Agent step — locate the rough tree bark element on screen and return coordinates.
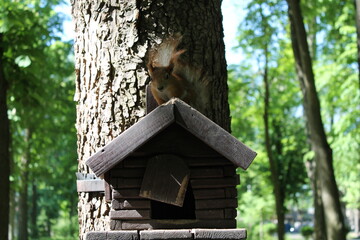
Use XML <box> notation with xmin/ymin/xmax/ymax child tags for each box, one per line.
<box><xmin>286</xmin><ymin>0</ymin><xmax>347</xmax><ymax>239</ymax></box>
<box><xmin>0</xmin><ymin>33</ymin><xmax>10</xmax><ymax>240</ymax></box>
<box><xmin>71</xmin><ymin>0</ymin><xmax>230</xmax><ymax>238</ymax></box>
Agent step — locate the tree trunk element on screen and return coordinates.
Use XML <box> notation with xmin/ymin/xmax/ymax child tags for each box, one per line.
<box><xmin>263</xmin><ymin>46</ymin><xmax>285</xmax><ymax>240</ymax></box>
<box><xmin>71</xmin><ymin>0</ymin><xmax>229</xmax><ymax>238</ymax></box>
<box><xmin>286</xmin><ymin>0</ymin><xmax>347</xmax><ymax>239</ymax></box>
<box><xmin>0</xmin><ymin>33</ymin><xmax>10</xmax><ymax>240</ymax></box>
<box><xmin>30</xmin><ymin>183</ymin><xmax>38</xmax><ymax>238</ymax></box>
<box><xmin>18</xmin><ymin>128</ymin><xmax>31</xmax><ymax>240</ymax></box>
<box><xmin>300</xmin><ymin>3</ymin><xmax>327</xmax><ymax>238</ymax></box>
<box><xmin>305</xmin><ymin>159</ymin><xmax>327</xmax><ymax>239</ymax></box>
<box><xmin>9</xmin><ymin>184</ymin><xmax>16</xmax><ymax>240</ymax></box>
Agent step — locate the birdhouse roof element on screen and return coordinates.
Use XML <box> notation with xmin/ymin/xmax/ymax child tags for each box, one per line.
<box><xmin>86</xmin><ymin>98</ymin><xmax>257</xmax><ymax>177</ymax></box>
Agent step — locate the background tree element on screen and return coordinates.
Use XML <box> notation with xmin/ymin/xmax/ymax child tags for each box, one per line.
<box><xmin>71</xmin><ymin>0</ymin><xmax>229</xmax><ymax>238</ymax></box>
<box><xmin>231</xmin><ymin>1</ymin><xmax>308</xmax><ymax>239</ymax></box>
<box><xmin>286</xmin><ymin>0</ymin><xmax>347</xmax><ymax>239</ymax></box>
<box><xmin>0</xmin><ymin>31</ymin><xmax>10</xmax><ymax>240</ymax></box>
<box><xmin>0</xmin><ymin>1</ymin><xmax>77</xmax><ymax>239</ymax></box>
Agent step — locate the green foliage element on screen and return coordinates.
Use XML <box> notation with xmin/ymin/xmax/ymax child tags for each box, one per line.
<box><xmin>1</xmin><ymin>0</ymin><xmax>77</xmax><ymax>238</ymax></box>
<box><xmin>300</xmin><ymin>226</ymin><xmax>314</xmax><ymax>240</ymax></box>
<box><xmin>230</xmin><ymin>2</ymin><xmax>309</xmax><ymax>238</ymax></box>
<box><xmin>230</xmin><ymin>0</ymin><xmax>359</xmax><ymax>237</ymax></box>
<box><xmin>311</xmin><ymin>0</ymin><xmax>360</xmax><ymax>209</ymax></box>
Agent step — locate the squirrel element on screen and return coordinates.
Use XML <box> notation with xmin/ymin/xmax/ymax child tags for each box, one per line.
<box><xmin>146</xmin><ymin>34</ymin><xmax>209</xmax><ymax>114</ymax></box>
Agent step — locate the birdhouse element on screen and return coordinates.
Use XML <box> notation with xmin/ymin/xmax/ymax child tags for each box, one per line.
<box><xmin>82</xmin><ymin>98</ymin><xmax>256</xmax><ymax>240</ymax></box>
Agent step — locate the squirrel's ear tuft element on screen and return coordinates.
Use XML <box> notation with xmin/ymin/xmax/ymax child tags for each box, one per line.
<box><xmin>147</xmin><ymin>62</ymin><xmax>154</xmax><ymax>73</ymax></box>
<box><xmin>172</xmin><ymin>49</ymin><xmax>186</xmax><ymax>62</ymax></box>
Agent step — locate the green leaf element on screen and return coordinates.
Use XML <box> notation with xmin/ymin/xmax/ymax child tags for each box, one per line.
<box><xmin>0</xmin><ymin>19</ymin><xmax>10</xmax><ymax>33</ymax></box>
<box><xmin>15</xmin><ymin>55</ymin><xmax>31</xmax><ymax>68</ymax></box>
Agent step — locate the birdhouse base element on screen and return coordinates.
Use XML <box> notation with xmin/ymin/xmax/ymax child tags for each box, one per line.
<box><xmin>85</xmin><ymin>229</ymin><xmax>247</xmax><ymax>239</ymax></box>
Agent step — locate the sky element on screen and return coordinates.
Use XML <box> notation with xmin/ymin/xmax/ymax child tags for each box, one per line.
<box><xmin>58</xmin><ymin>0</ymin><xmax>244</xmax><ymax>65</ymax></box>
<box><xmin>221</xmin><ymin>0</ymin><xmax>245</xmax><ymax>65</ymax></box>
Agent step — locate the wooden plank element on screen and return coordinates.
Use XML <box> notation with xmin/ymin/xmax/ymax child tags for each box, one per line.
<box><xmin>195</xmin><ymin>199</ymin><xmax>238</xmax><ymax>209</ymax></box>
<box><xmin>118</xmin><ymin>219</ymin><xmax>236</xmax><ymax>230</ymax></box>
<box><xmin>140</xmin><ymin>155</ymin><xmax>190</xmax><ymax>207</ymax></box>
<box><xmin>135</xmin><ymin>124</ymin><xmax>221</xmax><ymax>158</ymax></box>
<box><xmin>223</xmin><ymin>166</ymin><xmax>236</xmax><ymax>176</ymax></box>
<box><xmin>110</xmin><ymin>210</ymin><xmax>150</xmax><ymax>220</ymax></box>
<box><xmin>192</xmin><ymin>189</ymin><xmax>225</xmax><ymax>199</ymax></box>
<box><xmin>111</xmin><ymin>178</ymin><xmax>142</xmax><ymax>189</ymax></box>
<box><xmin>85</xmin><ymin>104</ymin><xmax>175</xmax><ymax>176</ymax></box>
<box><xmin>195</xmin><ymin>209</ymin><xmax>224</xmax><ymax>219</ymax></box>
<box><xmin>86</xmin><ymin>231</ymin><xmax>140</xmax><ymax>240</ymax></box>
<box><xmin>193</xmin><ymin>229</ymin><xmax>246</xmax><ymax>240</ymax></box>
<box><xmin>173</xmin><ymin>99</ymin><xmax>257</xmax><ymax>170</ymax></box>
<box><xmin>185</xmin><ymin>157</ymin><xmax>231</xmax><ymax>167</ymax></box>
<box><xmin>112</xmin><ymin>199</ymin><xmax>150</xmax><ymax>210</ymax></box>
<box><xmin>111</xmin><ymin>168</ymin><xmax>145</xmax><ymax>178</ymax></box>
<box><xmin>225</xmin><ymin>188</ymin><xmax>238</xmax><ymax>198</ymax></box>
<box><xmin>190</xmin><ymin>167</ymin><xmax>223</xmax><ymax>178</ymax></box>
<box><xmin>107</xmin><ymin>231</ymin><xmax>139</xmax><ymax>240</ymax></box>
<box><xmin>191</xmin><ymin>177</ymin><xmax>238</xmax><ymax>189</ymax></box>
<box><xmin>110</xmin><ymin>220</ymin><xmax>122</xmax><ymax>230</ymax></box>
<box><xmin>77</xmin><ymin>179</ymin><xmax>105</xmax><ymax>192</ymax></box>
<box><xmin>84</xmin><ymin>231</ymin><xmax>106</xmax><ymax>240</ymax></box>
<box><xmin>140</xmin><ymin>230</ymin><xmax>192</xmax><ymax>240</ymax></box>
<box><xmin>104</xmin><ymin>172</ymin><xmax>112</xmax><ymax>202</ymax></box>
<box><xmin>112</xmin><ymin>189</ymin><xmax>141</xmax><ymax>199</ymax></box>
<box><xmin>224</xmin><ymin>208</ymin><xmax>237</xmax><ymax>219</ymax></box>
<box><xmin>123</xmin><ymin>157</ymin><xmax>147</xmax><ymax>168</ymax></box>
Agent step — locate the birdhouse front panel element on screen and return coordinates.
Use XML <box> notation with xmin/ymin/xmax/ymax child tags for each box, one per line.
<box><xmin>108</xmin><ymin>156</ymin><xmax>239</xmax><ymax>230</ymax></box>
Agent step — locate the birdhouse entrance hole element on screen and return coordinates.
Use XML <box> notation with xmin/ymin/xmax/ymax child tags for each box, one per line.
<box><xmin>151</xmin><ymin>183</ymin><xmax>196</xmax><ymax>219</ymax></box>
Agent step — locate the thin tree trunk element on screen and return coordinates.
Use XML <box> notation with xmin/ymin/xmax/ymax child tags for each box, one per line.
<box><xmin>301</xmin><ymin>3</ymin><xmax>327</xmax><ymax>237</ymax></box>
<box><xmin>305</xmin><ymin>158</ymin><xmax>327</xmax><ymax>239</ymax></box>
<box><xmin>30</xmin><ymin>183</ymin><xmax>38</xmax><ymax>238</ymax></box>
<box><xmin>18</xmin><ymin>128</ymin><xmax>31</xmax><ymax>240</ymax></box>
<box><xmin>71</xmin><ymin>1</ymin><xmax>229</xmax><ymax>238</ymax></box>
<box><xmin>314</xmin><ymin>161</ymin><xmax>327</xmax><ymax>240</ymax></box>
<box><xmin>263</xmin><ymin>46</ymin><xmax>285</xmax><ymax>240</ymax></box>
<box><xmin>286</xmin><ymin>0</ymin><xmax>347</xmax><ymax>239</ymax></box>
<box><xmin>9</xmin><ymin>184</ymin><xmax>16</xmax><ymax>240</ymax></box>
<box><xmin>0</xmin><ymin>32</ymin><xmax>10</xmax><ymax>240</ymax></box>
<box><xmin>46</xmin><ymin>218</ymin><xmax>51</xmax><ymax>237</ymax></box>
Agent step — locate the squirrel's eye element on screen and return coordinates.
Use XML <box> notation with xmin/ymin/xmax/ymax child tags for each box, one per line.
<box><xmin>165</xmin><ymin>73</ymin><xmax>169</xmax><ymax>79</ymax></box>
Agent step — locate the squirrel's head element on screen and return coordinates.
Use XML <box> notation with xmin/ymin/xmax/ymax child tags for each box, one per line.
<box><xmin>147</xmin><ymin>63</ymin><xmax>174</xmax><ymax>92</ymax></box>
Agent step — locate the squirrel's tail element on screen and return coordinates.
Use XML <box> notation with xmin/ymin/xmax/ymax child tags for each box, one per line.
<box><xmin>148</xmin><ymin>34</ymin><xmax>183</xmax><ymax>68</ymax></box>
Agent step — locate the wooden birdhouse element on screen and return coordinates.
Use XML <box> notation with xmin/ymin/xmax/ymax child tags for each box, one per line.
<box><xmin>81</xmin><ymin>98</ymin><xmax>257</xmax><ymax>240</ymax></box>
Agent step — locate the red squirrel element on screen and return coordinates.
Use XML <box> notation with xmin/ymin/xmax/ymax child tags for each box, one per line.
<box><xmin>146</xmin><ymin>35</ymin><xmax>209</xmax><ymax>114</ymax></box>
